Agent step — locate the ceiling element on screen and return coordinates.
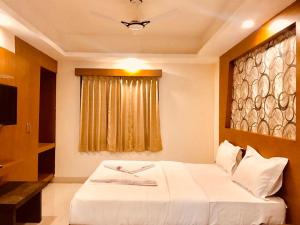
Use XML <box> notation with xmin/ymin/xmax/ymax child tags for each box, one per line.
<box><xmin>0</xmin><ymin>0</ymin><xmax>295</xmax><ymax>57</ymax></box>
<box><xmin>2</xmin><ymin>0</ymin><xmax>247</xmax><ymax>54</ymax></box>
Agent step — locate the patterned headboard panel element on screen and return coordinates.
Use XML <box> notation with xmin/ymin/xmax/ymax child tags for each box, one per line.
<box><xmin>230</xmin><ymin>27</ymin><xmax>296</xmax><ymax>140</ymax></box>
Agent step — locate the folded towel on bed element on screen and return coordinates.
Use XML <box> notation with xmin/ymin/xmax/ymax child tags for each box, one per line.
<box><xmin>90</xmin><ymin>172</ymin><xmax>157</xmax><ymax>186</ymax></box>
<box><xmin>104</xmin><ymin>163</ymin><xmax>155</xmax><ymax>174</ymax></box>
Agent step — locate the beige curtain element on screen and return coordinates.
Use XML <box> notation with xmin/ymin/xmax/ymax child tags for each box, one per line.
<box><xmin>80</xmin><ymin>76</ymin><xmax>162</xmax><ymax>152</ymax></box>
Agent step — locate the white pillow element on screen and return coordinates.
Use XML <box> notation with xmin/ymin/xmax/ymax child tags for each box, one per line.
<box><xmin>216</xmin><ymin>140</ymin><xmax>241</xmax><ymax>175</ymax></box>
<box><xmin>232</xmin><ymin>146</ymin><xmax>288</xmax><ymax>198</ymax></box>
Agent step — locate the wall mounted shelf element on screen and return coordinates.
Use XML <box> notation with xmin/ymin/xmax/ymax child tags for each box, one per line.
<box><xmin>38</xmin><ymin>143</ymin><xmax>55</xmax><ymax>154</ymax></box>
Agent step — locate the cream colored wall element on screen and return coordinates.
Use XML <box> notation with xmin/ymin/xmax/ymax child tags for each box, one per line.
<box><xmin>0</xmin><ymin>27</ymin><xmax>15</xmax><ymax>53</ymax></box>
<box><xmin>213</xmin><ymin>62</ymin><xmax>219</xmax><ymax>159</ymax></box>
<box><xmin>55</xmin><ymin>59</ymin><xmax>218</xmax><ymax>177</ymax></box>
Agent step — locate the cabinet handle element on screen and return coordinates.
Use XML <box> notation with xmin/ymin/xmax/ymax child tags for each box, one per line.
<box><xmin>26</xmin><ymin>122</ymin><xmax>31</xmax><ymax>134</ymax></box>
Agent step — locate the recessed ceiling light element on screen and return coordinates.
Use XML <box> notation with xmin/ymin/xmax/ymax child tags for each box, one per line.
<box><xmin>0</xmin><ymin>13</ymin><xmax>13</xmax><ymax>27</ymax></box>
<box><xmin>269</xmin><ymin>19</ymin><xmax>291</xmax><ymax>33</ymax></box>
<box><xmin>241</xmin><ymin>20</ymin><xmax>255</xmax><ymax>29</ymax></box>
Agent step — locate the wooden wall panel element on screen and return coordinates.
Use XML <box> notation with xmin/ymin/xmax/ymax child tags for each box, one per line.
<box><xmin>0</xmin><ymin>37</ymin><xmax>57</xmax><ymax>182</ymax></box>
<box><xmin>219</xmin><ymin>2</ymin><xmax>300</xmax><ymax>223</ymax></box>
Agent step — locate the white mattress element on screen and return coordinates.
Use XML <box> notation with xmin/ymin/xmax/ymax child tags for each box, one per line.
<box><xmin>185</xmin><ymin>163</ymin><xmax>286</xmax><ymax>225</ymax></box>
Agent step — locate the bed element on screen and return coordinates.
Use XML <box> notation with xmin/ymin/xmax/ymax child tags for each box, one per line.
<box><xmin>69</xmin><ymin>160</ymin><xmax>286</xmax><ymax>225</ymax></box>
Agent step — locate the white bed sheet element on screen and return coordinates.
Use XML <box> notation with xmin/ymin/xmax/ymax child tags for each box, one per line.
<box><xmin>185</xmin><ymin>163</ymin><xmax>286</xmax><ymax>225</ymax></box>
<box><xmin>70</xmin><ymin>161</ymin><xmax>286</xmax><ymax>225</ymax></box>
<box><xmin>69</xmin><ymin>160</ymin><xmax>209</xmax><ymax>225</ymax></box>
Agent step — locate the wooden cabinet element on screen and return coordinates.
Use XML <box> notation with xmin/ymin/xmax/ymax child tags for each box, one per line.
<box><xmin>0</xmin><ymin>38</ymin><xmax>57</xmax><ymax>182</ymax></box>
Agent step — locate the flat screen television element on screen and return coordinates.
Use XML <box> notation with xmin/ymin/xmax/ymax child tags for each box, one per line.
<box><xmin>0</xmin><ymin>84</ymin><xmax>17</xmax><ymax>125</ymax></box>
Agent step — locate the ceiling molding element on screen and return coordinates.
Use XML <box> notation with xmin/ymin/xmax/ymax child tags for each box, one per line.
<box><xmin>198</xmin><ymin>0</ymin><xmax>296</xmax><ymax>57</ymax></box>
<box><xmin>65</xmin><ymin>52</ymin><xmax>218</xmax><ymax>64</ymax></box>
<box><xmin>0</xmin><ymin>1</ymin><xmax>64</xmax><ymax>59</ymax></box>
<box><xmin>0</xmin><ymin>0</ymin><xmax>218</xmax><ymax>64</ymax></box>
<box><xmin>0</xmin><ymin>0</ymin><xmax>295</xmax><ymax>63</ymax></box>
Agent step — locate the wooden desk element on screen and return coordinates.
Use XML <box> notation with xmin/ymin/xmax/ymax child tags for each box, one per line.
<box><xmin>0</xmin><ymin>182</ymin><xmax>45</xmax><ymax>225</ymax></box>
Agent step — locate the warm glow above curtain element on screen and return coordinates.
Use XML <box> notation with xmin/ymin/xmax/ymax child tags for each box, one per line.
<box><xmin>80</xmin><ymin>76</ymin><xmax>162</xmax><ymax>152</ymax></box>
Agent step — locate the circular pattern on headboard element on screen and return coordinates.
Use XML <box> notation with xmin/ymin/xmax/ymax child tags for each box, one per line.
<box><xmin>230</xmin><ymin>28</ymin><xmax>296</xmax><ymax>140</ymax></box>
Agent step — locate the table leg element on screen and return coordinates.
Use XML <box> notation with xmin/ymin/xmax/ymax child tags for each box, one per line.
<box><xmin>0</xmin><ymin>207</ymin><xmax>16</xmax><ymax>225</ymax></box>
<box><xmin>16</xmin><ymin>192</ymin><xmax>42</xmax><ymax>223</ymax></box>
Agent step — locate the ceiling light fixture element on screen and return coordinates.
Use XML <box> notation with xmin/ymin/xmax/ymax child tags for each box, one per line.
<box><xmin>0</xmin><ymin>13</ymin><xmax>13</xmax><ymax>28</ymax></box>
<box><xmin>130</xmin><ymin>0</ymin><xmax>143</xmax><ymax>4</ymax></box>
<box><xmin>121</xmin><ymin>20</ymin><xmax>150</xmax><ymax>31</ymax></box>
<box><xmin>241</xmin><ymin>20</ymin><xmax>255</xmax><ymax>29</ymax></box>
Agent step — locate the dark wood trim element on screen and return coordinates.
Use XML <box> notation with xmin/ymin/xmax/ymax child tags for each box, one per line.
<box><xmin>219</xmin><ymin>1</ymin><xmax>300</xmax><ymax>223</ymax></box>
<box><xmin>16</xmin><ymin>192</ymin><xmax>41</xmax><ymax>223</ymax></box>
<box><xmin>0</xmin><ymin>182</ymin><xmax>43</xmax><ymax>225</ymax></box>
<box><xmin>75</xmin><ymin>68</ymin><xmax>162</xmax><ymax>77</ymax></box>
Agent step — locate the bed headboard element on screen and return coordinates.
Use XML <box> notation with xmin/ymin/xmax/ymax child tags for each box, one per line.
<box><xmin>219</xmin><ymin>2</ymin><xmax>300</xmax><ymax>223</ymax></box>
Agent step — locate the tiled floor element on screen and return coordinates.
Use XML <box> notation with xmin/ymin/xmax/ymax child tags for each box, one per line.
<box><xmin>22</xmin><ymin>183</ymin><xmax>82</xmax><ymax>225</ymax></box>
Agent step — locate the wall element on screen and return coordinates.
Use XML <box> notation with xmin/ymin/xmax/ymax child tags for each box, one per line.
<box><xmin>213</xmin><ymin>62</ymin><xmax>219</xmax><ymax>158</ymax></box>
<box><xmin>0</xmin><ymin>27</ymin><xmax>14</xmax><ymax>53</ymax></box>
<box><xmin>56</xmin><ymin>59</ymin><xmax>217</xmax><ymax>178</ymax></box>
